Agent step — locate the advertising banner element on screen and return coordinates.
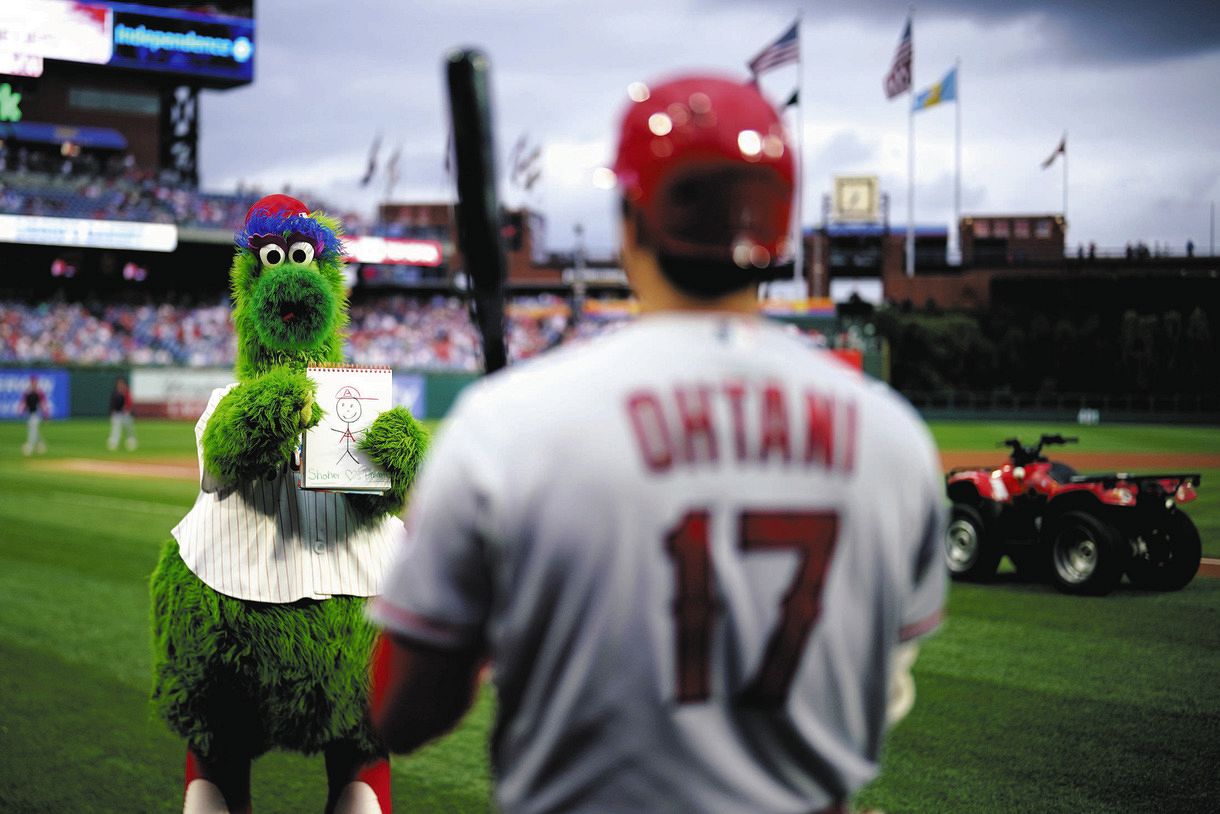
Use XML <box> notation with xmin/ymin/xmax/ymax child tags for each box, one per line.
<box><xmin>345</xmin><ymin>236</ymin><xmax>444</xmax><ymax>267</ymax></box>
<box><xmin>0</xmin><ymin>213</ymin><xmax>178</xmax><ymax>252</ymax></box>
<box><xmin>0</xmin><ymin>1</ymin><xmax>254</xmax><ymax>86</ymax></box>
<box><xmin>0</xmin><ymin>1</ymin><xmax>113</xmax><ymax>65</ymax></box>
<box><xmin>0</xmin><ymin>370</ymin><xmax>70</xmax><ymax>420</ymax></box>
<box><xmin>132</xmin><ymin>370</ymin><xmax>429</xmax><ymax>421</ymax></box>
<box><xmin>393</xmin><ymin>373</ymin><xmax>428</xmax><ymax>419</ymax></box>
<box><xmin>107</xmin><ymin>4</ymin><xmax>254</xmax><ymax>84</ymax></box>
<box><xmin>131</xmin><ymin>368</ymin><xmax>233</xmax><ymax>419</ymax></box>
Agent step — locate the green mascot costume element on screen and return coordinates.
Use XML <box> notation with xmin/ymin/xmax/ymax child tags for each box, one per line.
<box><xmin>150</xmin><ymin>195</ymin><xmax>427</xmax><ymax>813</ymax></box>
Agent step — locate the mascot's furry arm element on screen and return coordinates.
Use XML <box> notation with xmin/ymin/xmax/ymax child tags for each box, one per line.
<box><xmin>352</xmin><ymin>406</ymin><xmax>429</xmax><ymax>518</ymax></box>
<box><xmin>202</xmin><ymin>368</ymin><xmax>321</xmax><ymax>484</ymax></box>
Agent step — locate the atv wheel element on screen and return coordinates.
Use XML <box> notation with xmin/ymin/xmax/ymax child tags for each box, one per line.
<box><xmin>1126</xmin><ymin>511</ymin><xmax>1202</xmax><ymax>591</ymax></box>
<box><xmin>944</xmin><ymin>504</ymin><xmax>1000</xmax><ymax>581</ymax></box>
<box><xmin>1047</xmin><ymin>510</ymin><xmax>1126</xmax><ymax>596</ymax></box>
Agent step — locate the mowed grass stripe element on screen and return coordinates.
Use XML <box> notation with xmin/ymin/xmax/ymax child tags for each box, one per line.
<box><xmin>929</xmin><ymin>421</ymin><xmax>1220</xmax><ymax>454</ymax></box>
<box><xmin>5</xmin><ymin>489</ymin><xmax>189</xmax><ymax>518</ymax></box>
<box><xmin>0</xmin><ymin>555</ymin><xmax>153</xmax><ymax>691</ymax></box>
<box><xmin>860</xmin><ymin>671</ymin><xmax>1220</xmax><ymax>814</ymax></box>
<box><xmin>921</xmin><ymin>615</ymin><xmax>1216</xmax><ymax>714</ymax></box>
<box><xmin>0</xmin><ymin>639</ymin><xmax>184</xmax><ymax>813</ymax></box>
<box><xmin>0</xmin><ymin>467</ymin><xmax>198</xmax><ymax>509</ymax></box>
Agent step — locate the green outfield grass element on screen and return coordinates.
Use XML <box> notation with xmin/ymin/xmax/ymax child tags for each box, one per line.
<box><xmin>929</xmin><ymin>421</ymin><xmax>1220</xmax><ymax>455</ymax></box>
<box><xmin>0</xmin><ymin>418</ymin><xmax>1216</xmax><ymax>812</ymax></box>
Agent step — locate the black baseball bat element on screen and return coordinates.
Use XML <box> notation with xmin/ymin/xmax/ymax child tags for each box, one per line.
<box><xmin>445</xmin><ymin>48</ymin><xmax>509</xmax><ymax>375</ymax></box>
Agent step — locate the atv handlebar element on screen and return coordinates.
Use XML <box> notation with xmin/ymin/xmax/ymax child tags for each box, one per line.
<box><xmin>1040</xmin><ymin>434</ymin><xmax>1078</xmax><ymax>446</ymax></box>
<box><xmin>1001</xmin><ymin>434</ymin><xmax>1079</xmax><ymax>465</ymax></box>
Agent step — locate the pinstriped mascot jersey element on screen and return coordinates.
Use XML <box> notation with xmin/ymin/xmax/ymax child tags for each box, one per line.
<box><xmin>370</xmin><ymin>313</ymin><xmax>947</xmax><ymax>814</ymax></box>
<box><xmin>172</xmin><ymin>383</ymin><xmax>401</xmax><ymax>602</ymax></box>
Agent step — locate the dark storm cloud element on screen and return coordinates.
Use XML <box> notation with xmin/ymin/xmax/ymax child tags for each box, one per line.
<box><xmin>709</xmin><ymin>0</ymin><xmax>1220</xmax><ymax>62</ymax></box>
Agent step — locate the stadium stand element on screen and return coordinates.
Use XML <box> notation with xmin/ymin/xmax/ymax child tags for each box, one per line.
<box><xmin>0</xmin><ymin>166</ymin><xmax>369</xmax><ymax>234</ymax></box>
<box><xmin>0</xmin><ymin>292</ymin><xmax>837</xmax><ymax>371</ymax></box>
<box><xmin>0</xmin><ymin>294</ymin><xmax>622</xmax><ymax>369</ymax></box>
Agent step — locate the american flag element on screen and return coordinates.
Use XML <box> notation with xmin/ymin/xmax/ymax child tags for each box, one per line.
<box><xmin>1041</xmin><ymin>133</ymin><xmax>1067</xmax><ymax>169</ymax></box>
<box><xmin>748</xmin><ymin>21</ymin><xmax>800</xmax><ymax>77</ymax></box>
<box><xmin>883</xmin><ymin>17</ymin><xmax>913</xmax><ymax>99</ymax></box>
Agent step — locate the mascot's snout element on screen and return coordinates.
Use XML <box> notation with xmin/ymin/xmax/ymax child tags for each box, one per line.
<box><xmin>230</xmin><ymin>193</ymin><xmax>349</xmax><ymax>363</ymax></box>
<box><xmin>250</xmin><ymin>259</ymin><xmax>339</xmax><ymax>351</ymax></box>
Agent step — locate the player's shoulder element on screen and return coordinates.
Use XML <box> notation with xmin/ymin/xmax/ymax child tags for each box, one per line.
<box><xmin>450</xmin><ymin>326</ymin><xmax>641</xmax><ymax>419</ymax></box>
<box><xmin>853</xmin><ymin>377</ymin><xmax>939</xmax><ymax>474</ymax></box>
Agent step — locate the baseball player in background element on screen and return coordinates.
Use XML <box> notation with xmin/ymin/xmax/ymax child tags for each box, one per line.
<box><xmin>20</xmin><ymin>374</ymin><xmax>49</xmax><ymax>456</ymax></box>
<box><xmin>107</xmin><ymin>376</ymin><xmax>138</xmax><ymax>451</ymax></box>
<box><xmin>368</xmin><ymin>73</ymin><xmax>946</xmax><ymax>813</ymax></box>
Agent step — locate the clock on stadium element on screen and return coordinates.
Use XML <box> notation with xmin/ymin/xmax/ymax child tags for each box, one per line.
<box><xmin>833</xmin><ymin>175</ymin><xmax>880</xmax><ymax>222</ymax></box>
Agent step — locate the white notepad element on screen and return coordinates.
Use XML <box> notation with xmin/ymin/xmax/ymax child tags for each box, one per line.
<box><xmin>300</xmin><ymin>365</ymin><xmax>393</xmax><ymax>492</ymax></box>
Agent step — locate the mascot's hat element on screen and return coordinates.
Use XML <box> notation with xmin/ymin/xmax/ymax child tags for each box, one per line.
<box><xmin>244</xmin><ymin>194</ymin><xmax>310</xmax><ymax>227</ymax></box>
<box><xmin>337</xmin><ymin>386</ymin><xmax>375</xmax><ymax>400</ymax></box>
<box><xmin>236</xmin><ymin>194</ymin><xmax>342</xmax><ymax>259</ymax></box>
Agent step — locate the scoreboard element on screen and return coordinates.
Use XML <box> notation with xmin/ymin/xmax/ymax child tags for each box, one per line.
<box><xmin>0</xmin><ymin>0</ymin><xmax>255</xmax><ymax>88</ymax></box>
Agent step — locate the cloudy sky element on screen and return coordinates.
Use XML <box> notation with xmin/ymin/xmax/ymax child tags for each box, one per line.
<box><xmin>198</xmin><ymin>0</ymin><xmax>1220</xmax><ymax>257</ymax></box>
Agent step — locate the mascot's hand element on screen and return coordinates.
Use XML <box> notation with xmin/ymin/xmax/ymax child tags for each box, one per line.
<box><xmin>350</xmin><ymin>406</ymin><xmax>430</xmax><ymax>519</ymax></box>
<box><xmin>203</xmin><ymin>368</ymin><xmax>319</xmax><ymax>484</ymax></box>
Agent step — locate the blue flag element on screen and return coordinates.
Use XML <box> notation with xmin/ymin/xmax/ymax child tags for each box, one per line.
<box><xmin>912</xmin><ymin>67</ymin><xmax>957</xmax><ymax>112</ymax></box>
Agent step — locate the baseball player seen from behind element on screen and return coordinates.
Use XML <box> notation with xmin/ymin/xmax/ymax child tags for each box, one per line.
<box><xmin>368</xmin><ymin>73</ymin><xmax>947</xmax><ymax>814</ymax></box>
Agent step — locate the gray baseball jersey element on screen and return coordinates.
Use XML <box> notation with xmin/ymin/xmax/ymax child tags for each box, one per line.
<box><xmin>370</xmin><ymin>313</ymin><xmax>946</xmax><ymax>814</ymax></box>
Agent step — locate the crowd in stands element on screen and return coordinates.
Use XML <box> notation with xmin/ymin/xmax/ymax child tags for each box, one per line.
<box><xmin>0</xmin><ymin>294</ymin><xmax>848</xmax><ymax>371</ymax></box>
<box><xmin>0</xmin><ymin>294</ymin><xmax>623</xmax><ymax>370</ymax></box>
<box><xmin>0</xmin><ymin>299</ymin><xmax>235</xmax><ymax>367</ymax></box>
<box><xmin>0</xmin><ymin>158</ymin><xmax>370</xmax><ymax>234</ymax></box>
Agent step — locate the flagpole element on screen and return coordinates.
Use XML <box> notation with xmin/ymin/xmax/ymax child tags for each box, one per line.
<box><xmin>1062</xmin><ymin>131</ymin><xmax>1068</xmax><ymax>235</ymax></box>
<box><xmin>954</xmin><ymin>57</ymin><xmax>961</xmax><ymax>265</ymax></box>
<box><xmin>906</xmin><ymin>6</ymin><xmax>915</xmax><ymax>278</ymax></box>
<box><xmin>795</xmin><ymin>10</ymin><xmax>805</xmax><ymax>291</ymax></box>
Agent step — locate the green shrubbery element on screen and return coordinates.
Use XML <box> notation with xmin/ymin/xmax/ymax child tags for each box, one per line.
<box><xmin>874</xmin><ymin>304</ymin><xmax>1217</xmax><ymax>396</ymax></box>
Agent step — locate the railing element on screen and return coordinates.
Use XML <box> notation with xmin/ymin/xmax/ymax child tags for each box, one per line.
<box><xmin>901</xmin><ymin>390</ymin><xmax>1220</xmax><ymax>423</ymax></box>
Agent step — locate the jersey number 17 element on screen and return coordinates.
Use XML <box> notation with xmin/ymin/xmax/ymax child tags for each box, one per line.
<box><xmin>665</xmin><ymin>510</ymin><xmax>838</xmax><ymax>708</ymax></box>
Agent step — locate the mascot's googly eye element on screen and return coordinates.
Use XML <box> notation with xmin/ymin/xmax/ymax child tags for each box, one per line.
<box><xmin>288</xmin><ymin>241</ymin><xmax>315</xmax><ymax>265</ymax></box>
<box><xmin>259</xmin><ymin>244</ymin><xmax>286</xmax><ymax>267</ymax></box>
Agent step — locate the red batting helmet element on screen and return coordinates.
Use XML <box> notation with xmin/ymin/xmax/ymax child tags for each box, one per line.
<box><xmin>612</xmin><ymin>74</ymin><xmax>795</xmax><ymax>269</ymax></box>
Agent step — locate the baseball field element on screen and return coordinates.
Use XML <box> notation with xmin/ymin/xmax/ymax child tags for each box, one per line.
<box><xmin>0</xmin><ymin>418</ymin><xmax>1217</xmax><ymax>812</ymax></box>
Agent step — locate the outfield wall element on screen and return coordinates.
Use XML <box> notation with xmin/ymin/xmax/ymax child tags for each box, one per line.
<box><xmin>5</xmin><ymin>366</ymin><xmax>1218</xmax><ymax>424</ymax></box>
<box><xmin>908</xmin><ymin>390</ymin><xmax>1220</xmax><ymax>425</ymax></box>
<box><xmin>0</xmin><ymin>366</ymin><xmax>476</xmax><ymax>421</ymax></box>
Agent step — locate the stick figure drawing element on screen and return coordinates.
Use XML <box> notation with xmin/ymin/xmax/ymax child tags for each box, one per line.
<box><xmin>332</xmin><ymin>386</ymin><xmax>376</xmax><ymax>465</ymax></box>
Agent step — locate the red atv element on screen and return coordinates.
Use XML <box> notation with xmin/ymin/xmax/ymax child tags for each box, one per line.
<box><xmin>944</xmin><ymin>434</ymin><xmax>1203</xmax><ymax>595</ymax></box>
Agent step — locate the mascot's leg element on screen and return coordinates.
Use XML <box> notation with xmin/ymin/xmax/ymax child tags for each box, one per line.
<box><xmin>152</xmin><ymin>540</ymin><xmax>388</xmax><ymax>812</ymax></box>
<box><xmin>151</xmin><ymin>541</ymin><xmax>265</xmax><ymax>813</ymax></box>
<box><xmin>324</xmin><ymin>741</ymin><xmax>391</xmax><ymax>814</ymax></box>
<box><xmin>184</xmin><ymin>748</ymin><xmax>252</xmax><ymax>814</ymax></box>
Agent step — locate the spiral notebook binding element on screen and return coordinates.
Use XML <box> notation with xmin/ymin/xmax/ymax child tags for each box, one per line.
<box><xmin>307</xmin><ymin>364</ymin><xmax>392</xmax><ymax>372</ymax></box>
